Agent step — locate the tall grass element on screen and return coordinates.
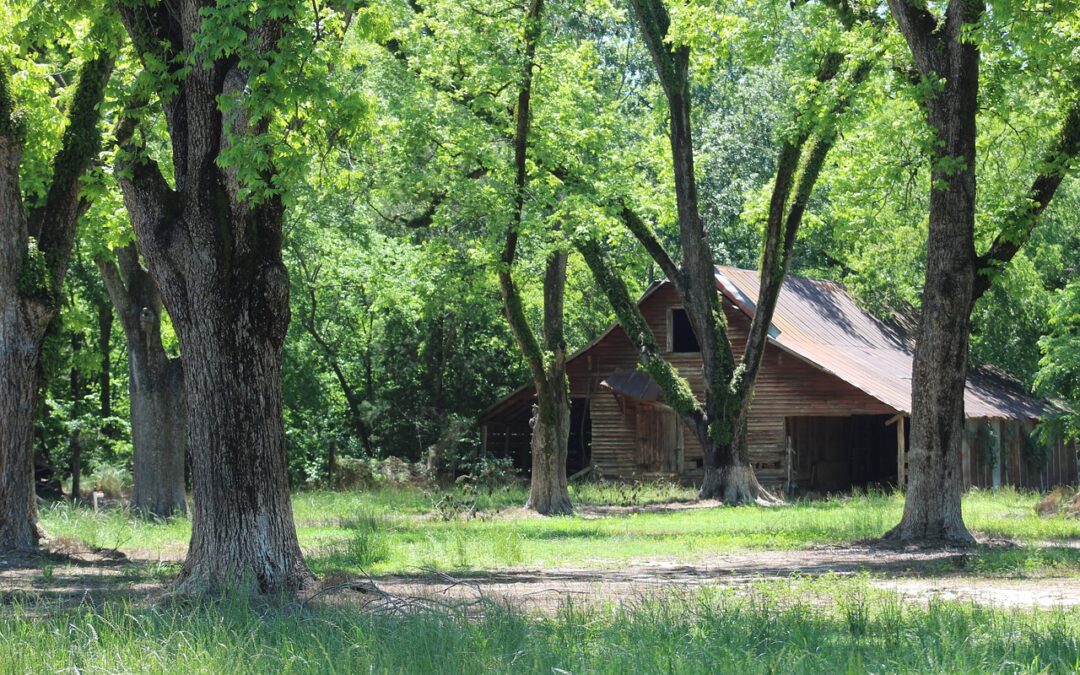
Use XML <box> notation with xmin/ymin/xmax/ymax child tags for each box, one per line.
<box><xmin>1</xmin><ymin>581</ymin><xmax>1079</xmax><ymax>673</ymax></box>
<box><xmin>36</xmin><ymin>486</ymin><xmax>1080</xmax><ymax>574</ymax></box>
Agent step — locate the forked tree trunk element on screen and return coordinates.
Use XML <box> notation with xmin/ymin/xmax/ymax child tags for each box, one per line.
<box><xmin>116</xmin><ymin>4</ymin><xmax>312</xmax><ymax>594</ymax></box>
<box><xmin>99</xmin><ymin>246</ymin><xmax>187</xmax><ymax>517</ymax></box>
<box><xmin>0</xmin><ymin>53</ymin><xmax>112</xmax><ymax>550</ymax></box>
<box><xmin>498</xmin><ymin>0</ymin><xmax>573</xmax><ymax>515</ymax></box>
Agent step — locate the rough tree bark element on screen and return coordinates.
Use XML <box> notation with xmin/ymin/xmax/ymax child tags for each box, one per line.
<box><xmin>496</xmin><ymin>0</ymin><xmax>573</xmax><ymax>515</ymax></box>
<box><xmin>883</xmin><ymin>0</ymin><xmax>983</xmax><ymax>544</ymax></box>
<box><xmin>69</xmin><ymin>332</ymin><xmax>84</xmax><ymax>502</ymax></box>
<box><xmin>0</xmin><ymin>54</ymin><xmax>113</xmax><ymax>550</ymax></box>
<box><xmin>116</xmin><ymin>2</ymin><xmax>311</xmax><ymax>593</ymax></box>
<box><xmin>886</xmin><ymin>0</ymin><xmax>1080</xmax><ymax>543</ymax></box>
<box><xmin>97</xmin><ymin>245</ymin><xmax>187</xmax><ymax>517</ymax></box>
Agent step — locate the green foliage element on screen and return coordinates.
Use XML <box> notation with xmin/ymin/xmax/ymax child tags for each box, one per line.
<box><xmin>15</xmin><ymin>239</ymin><xmax>52</xmax><ymax>304</ymax></box>
<box><xmin>1037</xmin><ymin>280</ymin><xmax>1080</xmax><ymax>441</ymax></box>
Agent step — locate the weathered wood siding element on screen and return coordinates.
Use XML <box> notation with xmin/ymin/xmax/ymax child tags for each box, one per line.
<box><xmin>587</xmin><ymin>284</ymin><xmax>895</xmax><ymax>486</ymax></box>
<box><xmin>963</xmin><ymin>419</ymin><xmax>1078</xmax><ymax>490</ymax></box>
<box><xmin>483</xmin><ymin>281</ymin><xmax>1077</xmax><ymax>491</ymax></box>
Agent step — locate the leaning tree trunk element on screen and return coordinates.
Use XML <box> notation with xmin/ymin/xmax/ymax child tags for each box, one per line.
<box><xmin>0</xmin><ymin>302</ymin><xmax>48</xmax><ymax>550</ymax></box>
<box><xmin>99</xmin><ymin>246</ymin><xmax>188</xmax><ymax>517</ymax></box>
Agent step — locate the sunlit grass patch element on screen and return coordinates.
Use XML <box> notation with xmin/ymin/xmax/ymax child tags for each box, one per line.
<box><xmin>36</xmin><ymin>486</ymin><xmax>1080</xmax><ymax>576</ymax></box>
<box><xmin>3</xmin><ymin>580</ymin><xmax>1080</xmax><ymax>673</ymax></box>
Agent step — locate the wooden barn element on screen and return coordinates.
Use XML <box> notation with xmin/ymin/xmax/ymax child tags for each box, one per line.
<box><xmin>480</xmin><ymin>266</ymin><xmax>1078</xmax><ymax>494</ymax></box>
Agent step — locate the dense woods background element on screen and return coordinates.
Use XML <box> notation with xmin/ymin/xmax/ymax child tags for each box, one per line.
<box><xmin>15</xmin><ymin>0</ymin><xmax>1079</xmax><ymax>499</ymax></box>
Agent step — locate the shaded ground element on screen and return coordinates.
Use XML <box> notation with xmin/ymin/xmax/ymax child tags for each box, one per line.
<box><xmin>324</xmin><ymin>543</ymin><xmax>1080</xmax><ymax>612</ymax></box>
<box><xmin>3</xmin><ymin>537</ymin><xmax>1079</xmax><ymax>613</ymax></box>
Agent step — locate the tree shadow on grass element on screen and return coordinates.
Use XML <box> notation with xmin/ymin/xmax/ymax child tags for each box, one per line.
<box><xmin>0</xmin><ymin>544</ymin><xmax>177</xmax><ymax>611</ymax></box>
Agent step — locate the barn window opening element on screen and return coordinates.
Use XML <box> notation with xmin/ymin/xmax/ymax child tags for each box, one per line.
<box><xmin>671</xmin><ymin>308</ymin><xmax>700</xmax><ymax>353</ymax></box>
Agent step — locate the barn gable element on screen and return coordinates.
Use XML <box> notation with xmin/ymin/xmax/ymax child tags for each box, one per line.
<box><xmin>481</xmin><ymin>268</ymin><xmax>1077</xmax><ymax>492</ymax></box>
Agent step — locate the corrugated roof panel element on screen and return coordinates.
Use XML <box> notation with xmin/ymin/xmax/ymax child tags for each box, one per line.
<box><xmin>715</xmin><ymin>266</ymin><xmax>1048</xmax><ymax>420</ymax></box>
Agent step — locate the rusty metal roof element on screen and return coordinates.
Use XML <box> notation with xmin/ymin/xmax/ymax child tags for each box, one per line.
<box><xmin>601</xmin><ymin>369</ymin><xmax>663</xmax><ymax>402</ymax></box>
<box><xmin>715</xmin><ymin>266</ymin><xmax>1049</xmax><ymax>420</ymax></box>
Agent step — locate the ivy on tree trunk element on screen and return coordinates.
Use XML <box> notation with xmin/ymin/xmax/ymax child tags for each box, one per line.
<box><xmin>0</xmin><ymin>53</ymin><xmax>114</xmax><ymax>551</ymax></box>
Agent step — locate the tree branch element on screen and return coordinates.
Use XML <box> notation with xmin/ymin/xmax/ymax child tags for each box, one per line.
<box><xmin>619</xmin><ymin>205</ymin><xmax>684</xmax><ymax>296</ymax></box>
<box><xmin>498</xmin><ymin>0</ymin><xmax>548</xmax><ymax>389</ymax></box>
<box><xmin>885</xmin><ymin>0</ymin><xmax>944</xmax><ymax>77</ymax></box>
<box><xmin>973</xmin><ymin>95</ymin><xmax>1080</xmax><ymax>302</ymax></box>
<box><xmin>27</xmin><ymin>52</ymin><xmax>114</xmax><ymax>292</ymax></box>
<box><xmin>576</xmin><ymin>236</ymin><xmax>703</xmax><ymax>423</ymax></box>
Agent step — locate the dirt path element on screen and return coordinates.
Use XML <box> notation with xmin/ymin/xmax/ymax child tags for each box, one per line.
<box><xmin>4</xmin><ymin>542</ymin><xmax>1079</xmax><ymax>611</ymax></box>
<box><xmin>343</xmin><ymin>545</ymin><xmax>1080</xmax><ymax>611</ymax></box>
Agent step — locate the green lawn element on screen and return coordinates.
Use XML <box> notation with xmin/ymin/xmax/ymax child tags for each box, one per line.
<box><xmin>37</xmin><ymin>485</ymin><xmax>1080</xmax><ymax>576</ymax></box>
<box><xmin>14</xmin><ymin>485</ymin><xmax>1080</xmax><ymax>673</ymax></box>
<box><xmin>3</xmin><ymin>579</ymin><xmax>1079</xmax><ymax>673</ymax></box>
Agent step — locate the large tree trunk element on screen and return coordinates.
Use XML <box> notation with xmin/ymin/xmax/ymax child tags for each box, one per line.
<box><xmin>0</xmin><ymin>303</ymin><xmax>47</xmax><ymax>549</ymax></box>
<box><xmin>116</xmin><ymin>5</ymin><xmax>312</xmax><ymax>594</ymax></box>
<box><xmin>115</xmin><ymin>202</ymin><xmax>310</xmax><ymax>593</ymax></box>
<box><xmin>179</xmin><ymin>301</ymin><xmax>308</xmax><ymax>593</ymax></box>
<box><xmin>884</xmin><ymin>0</ymin><xmax>981</xmax><ymax>544</ymax></box>
<box><xmin>99</xmin><ymin>246</ymin><xmax>187</xmax><ymax>517</ymax></box>
<box><xmin>0</xmin><ymin>53</ymin><xmax>113</xmax><ymax>550</ymax></box>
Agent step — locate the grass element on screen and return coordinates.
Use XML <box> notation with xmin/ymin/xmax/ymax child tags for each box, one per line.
<box><xmin>38</xmin><ymin>485</ymin><xmax>1080</xmax><ymax>576</ymax></box>
<box><xmin>13</xmin><ymin>485</ymin><xmax>1080</xmax><ymax>673</ymax></box>
<box><xmin>2</xmin><ymin>579</ymin><xmax>1079</xmax><ymax>673</ymax></box>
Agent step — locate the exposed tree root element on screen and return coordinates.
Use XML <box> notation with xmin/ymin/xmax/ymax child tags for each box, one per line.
<box><xmin>882</xmin><ymin>520</ymin><xmax>977</xmax><ymax>547</ymax></box>
<box><xmin>699</xmin><ymin>464</ymin><xmax>784</xmax><ymax>506</ymax></box>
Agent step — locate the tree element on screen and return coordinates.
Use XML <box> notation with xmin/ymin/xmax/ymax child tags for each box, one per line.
<box><xmin>597</xmin><ymin>0</ymin><xmax>872</xmax><ymax>502</ymax></box>
<box><xmin>885</xmin><ymin>0</ymin><xmax>1080</xmax><ymax>543</ymax></box>
<box><xmin>0</xmin><ymin>32</ymin><xmax>114</xmax><ymax>550</ymax></box>
<box><xmin>97</xmin><ymin>245</ymin><xmax>186</xmax><ymax>517</ymax></box>
<box><xmin>113</xmin><ymin>0</ymin><xmax>317</xmax><ymax>593</ymax></box>
<box><xmin>496</xmin><ymin>0</ymin><xmax>574</xmax><ymax>515</ymax></box>
<box><xmin>1036</xmin><ymin>279</ymin><xmax>1080</xmax><ymax>443</ymax></box>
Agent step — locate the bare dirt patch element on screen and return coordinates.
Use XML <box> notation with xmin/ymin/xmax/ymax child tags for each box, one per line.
<box><xmin>321</xmin><ymin>544</ymin><xmax>1080</xmax><ymax>612</ymax></box>
<box><xmin>4</xmin><ymin>540</ymin><xmax>1079</xmax><ymax>613</ymax></box>
<box><xmin>0</xmin><ymin>542</ymin><xmax>171</xmax><ymax>609</ymax></box>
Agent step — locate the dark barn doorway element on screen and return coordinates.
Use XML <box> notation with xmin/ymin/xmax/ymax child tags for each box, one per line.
<box><xmin>568</xmin><ymin>398</ymin><xmax>592</xmax><ymax>475</ymax></box>
<box><xmin>787</xmin><ymin>414</ymin><xmax>900</xmax><ymax>493</ymax></box>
